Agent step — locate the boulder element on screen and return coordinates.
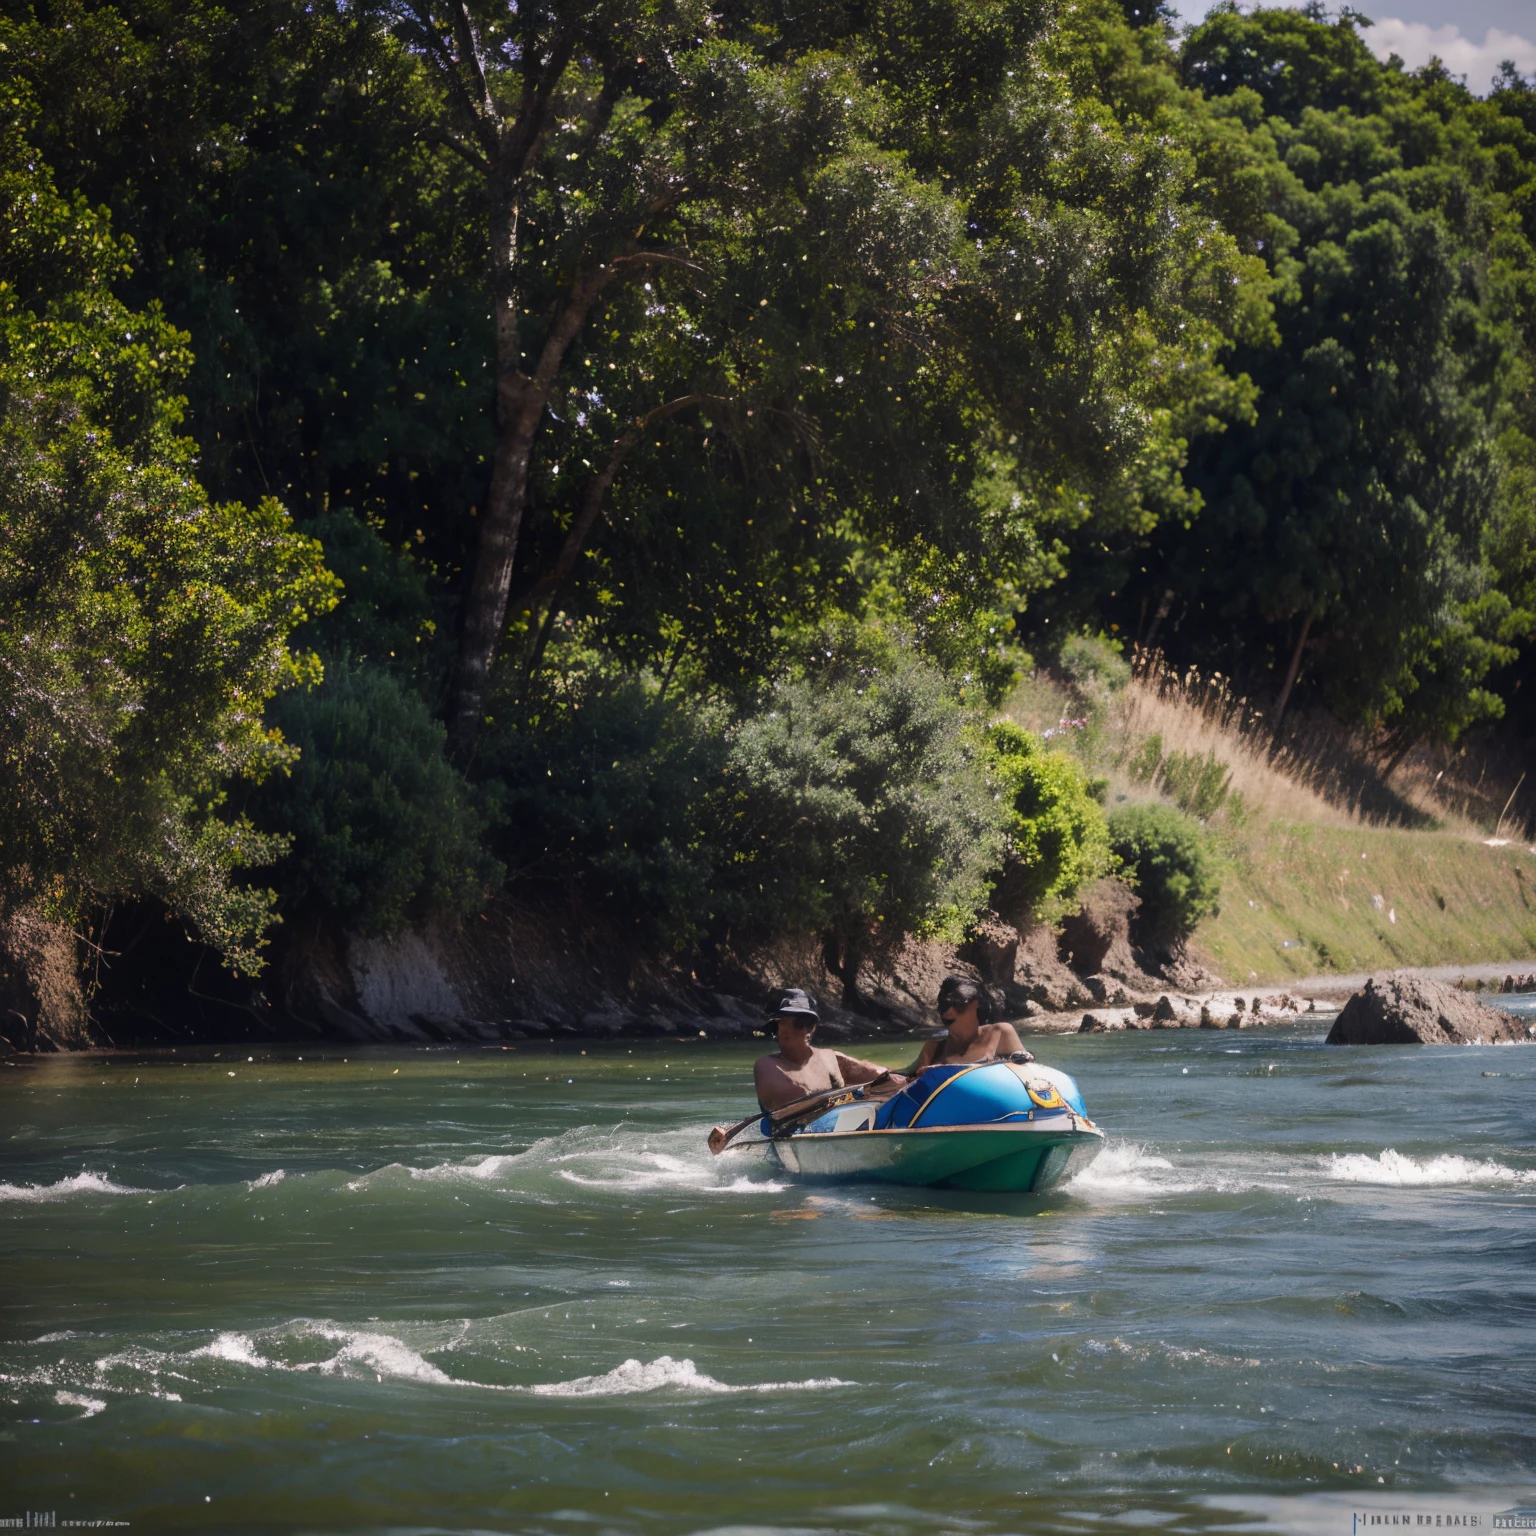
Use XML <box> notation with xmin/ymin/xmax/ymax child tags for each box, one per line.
<box><xmin>1326</xmin><ymin>973</ymin><xmax>1534</xmax><ymax>1046</ymax></box>
<box><xmin>579</xmin><ymin>1009</ymin><xmax>639</xmax><ymax>1037</ymax></box>
<box><xmin>1078</xmin><ymin>1012</ymin><xmax>1113</xmax><ymax>1033</ymax></box>
<box><xmin>1151</xmin><ymin>994</ymin><xmax>1199</xmax><ymax>1028</ymax></box>
<box><xmin>1078</xmin><ymin>1010</ymin><xmax>1134</xmax><ymax>1033</ymax></box>
<box><xmin>1083</xmin><ymin>973</ymin><xmax>1131</xmax><ymax>1005</ymax></box>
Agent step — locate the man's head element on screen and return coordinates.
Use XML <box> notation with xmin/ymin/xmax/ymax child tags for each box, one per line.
<box><xmin>936</xmin><ymin>975</ymin><xmax>991</xmax><ymax>1029</ymax></box>
<box><xmin>768</xmin><ymin>988</ymin><xmax>820</xmax><ymax>1051</ymax></box>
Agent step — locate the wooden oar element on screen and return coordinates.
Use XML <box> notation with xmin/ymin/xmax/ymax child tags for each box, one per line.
<box><xmin>708</xmin><ymin>1072</ymin><xmax>898</xmax><ymax>1154</ymax></box>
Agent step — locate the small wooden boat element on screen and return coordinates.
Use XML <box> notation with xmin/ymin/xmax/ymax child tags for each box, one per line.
<box><xmin>737</xmin><ymin>1060</ymin><xmax>1106</xmax><ymax>1192</ymax></box>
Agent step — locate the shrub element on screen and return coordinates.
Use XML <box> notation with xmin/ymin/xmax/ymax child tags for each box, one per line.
<box><xmin>296</xmin><ymin>509</ymin><xmax>439</xmax><ymax>682</ymax></box>
<box><xmin>986</xmin><ymin>723</ymin><xmax>1115</xmax><ymax>924</ymax></box>
<box><xmin>1125</xmin><ymin>735</ymin><xmax>1236</xmax><ymax>821</ymax></box>
<box><xmin>257</xmin><ymin>663</ymin><xmax>498</xmax><ymax>933</ymax></box>
<box><xmin>1158</xmin><ymin>748</ymin><xmax>1234</xmax><ymax>821</ymax></box>
<box><xmin>477</xmin><ymin>677</ymin><xmax>731</xmax><ymax>948</ymax></box>
<box><xmin>724</xmin><ymin>654</ymin><xmax>1008</xmax><ymax>1002</ymax></box>
<box><xmin>1106</xmin><ymin>803</ymin><xmax>1222</xmax><ymax>950</ymax></box>
<box><xmin>1058</xmin><ymin>634</ymin><xmax>1131</xmax><ymax>700</ymax></box>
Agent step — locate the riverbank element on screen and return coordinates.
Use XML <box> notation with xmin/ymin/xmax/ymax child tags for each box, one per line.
<box><xmin>5</xmin><ymin>807</ymin><xmax>1532</xmax><ymax>1057</ymax></box>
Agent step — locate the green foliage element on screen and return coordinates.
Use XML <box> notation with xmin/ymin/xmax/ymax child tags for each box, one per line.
<box><xmin>725</xmin><ymin>652</ymin><xmax>1008</xmax><ymax>998</ymax></box>
<box><xmin>256</xmin><ymin>664</ymin><xmax>497</xmax><ymax>934</ymax></box>
<box><xmin>1058</xmin><ymin>634</ymin><xmax>1131</xmax><ymax>702</ymax></box>
<box><xmin>1127</xmin><ymin>735</ymin><xmax>1236</xmax><ymax>821</ymax></box>
<box><xmin>1108</xmin><ymin>803</ymin><xmax>1223</xmax><ymax>947</ymax></box>
<box><xmin>1110</xmin><ymin>5</ymin><xmax>1536</xmax><ymax>748</ymax></box>
<box><xmin>1182</xmin><ymin>5</ymin><xmax>1394</xmax><ymax>120</ymax></box>
<box><xmin>1128</xmin><ymin>734</ymin><xmax>1165</xmax><ymax>784</ymax></box>
<box><xmin>986</xmin><ymin>723</ymin><xmax>1115</xmax><ymax>923</ymax></box>
<box><xmin>1158</xmin><ymin>750</ymin><xmax>1235</xmax><ymax>823</ymax></box>
<box><xmin>0</xmin><ymin>110</ymin><xmax>335</xmax><ymax>969</ymax></box>
<box><xmin>4</xmin><ymin>0</ymin><xmax>1535</xmax><ymax>979</ymax></box>
<box><xmin>477</xmin><ymin>677</ymin><xmax>731</xmax><ymax>950</ymax></box>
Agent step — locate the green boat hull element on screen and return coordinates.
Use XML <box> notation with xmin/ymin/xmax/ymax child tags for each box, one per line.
<box><xmin>767</xmin><ymin>1122</ymin><xmax>1105</xmax><ymax>1192</ymax></box>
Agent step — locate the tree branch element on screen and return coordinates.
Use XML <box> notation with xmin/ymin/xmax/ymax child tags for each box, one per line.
<box><xmin>514</xmin><ymin>393</ymin><xmax>716</xmax><ymax>630</ymax></box>
<box><xmin>504</xmin><ymin>23</ymin><xmax>581</xmax><ymax>179</ymax></box>
<box><xmin>444</xmin><ymin>0</ymin><xmax>498</xmax><ymax>130</ymax></box>
<box><xmin>422</xmin><ymin>126</ymin><xmax>491</xmax><ymax>173</ymax></box>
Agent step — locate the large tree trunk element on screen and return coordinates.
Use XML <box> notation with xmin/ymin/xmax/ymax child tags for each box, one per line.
<box><xmin>447</xmin><ymin>248</ymin><xmax>610</xmax><ymax>764</ymax></box>
<box><xmin>448</xmin><ymin>183</ymin><xmax>523</xmax><ymax>763</ymax></box>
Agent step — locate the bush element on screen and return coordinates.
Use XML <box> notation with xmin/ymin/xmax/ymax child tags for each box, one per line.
<box><xmin>257</xmin><ymin>663</ymin><xmax>498</xmax><ymax>933</ymax></box>
<box><xmin>1126</xmin><ymin>735</ymin><xmax>1237</xmax><ymax>822</ymax></box>
<box><xmin>986</xmin><ymin>723</ymin><xmax>1114</xmax><ymax>923</ymax></box>
<box><xmin>476</xmin><ymin>677</ymin><xmax>731</xmax><ymax>948</ymax></box>
<box><xmin>1058</xmin><ymin>634</ymin><xmax>1131</xmax><ymax>700</ymax></box>
<box><xmin>724</xmin><ymin>654</ymin><xmax>1008</xmax><ymax>1002</ymax></box>
<box><xmin>1158</xmin><ymin>749</ymin><xmax>1235</xmax><ymax>822</ymax></box>
<box><xmin>1106</xmin><ymin>803</ymin><xmax>1222</xmax><ymax>950</ymax></box>
<box><xmin>295</xmin><ymin>509</ymin><xmax>440</xmax><ymax>682</ymax></box>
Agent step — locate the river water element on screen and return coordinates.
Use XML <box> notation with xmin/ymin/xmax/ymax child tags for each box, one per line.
<box><xmin>4</xmin><ymin>1004</ymin><xmax>1535</xmax><ymax>1535</ymax></box>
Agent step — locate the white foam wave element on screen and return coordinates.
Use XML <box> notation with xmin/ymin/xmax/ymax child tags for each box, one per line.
<box><xmin>409</xmin><ymin>1153</ymin><xmax>519</xmax><ymax>1183</ymax></box>
<box><xmin>528</xmin><ymin>1355</ymin><xmax>849</xmax><ymax>1398</ymax></box>
<box><xmin>347</xmin><ymin>1127</ymin><xmax>786</xmax><ymax>1198</ymax></box>
<box><xmin>0</xmin><ymin>1171</ymin><xmax>147</xmax><ymax>1202</ymax></box>
<box><xmin>93</xmin><ymin>1325</ymin><xmax>841</xmax><ymax>1401</ymax></box>
<box><xmin>1326</xmin><ymin>1149</ymin><xmax>1536</xmax><ymax>1187</ymax></box>
<box><xmin>55</xmin><ymin>1390</ymin><xmax>106</xmax><ymax>1418</ymax></box>
<box><xmin>170</xmin><ymin>1326</ymin><xmax>454</xmax><ymax>1384</ymax></box>
<box><xmin>247</xmin><ymin>1169</ymin><xmax>286</xmax><ymax>1189</ymax></box>
<box><xmin>557</xmin><ymin>1149</ymin><xmax>786</xmax><ymax>1195</ymax></box>
<box><xmin>187</xmin><ymin>1332</ymin><xmax>274</xmax><ymax>1369</ymax></box>
<box><xmin>305</xmin><ymin>1328</ymin><xmax>455</xmax><ymax>1384</ymax></box>
<box><xmin>1065</xmin><ymin>1142</ymin><xmax>1205</xmax><ymax>1199</ymax></box>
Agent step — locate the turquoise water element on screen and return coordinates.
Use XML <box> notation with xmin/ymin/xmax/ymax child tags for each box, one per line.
<box><xmin>3</xmin><ymin>1006</ymin><xmax>1535</xmax><ymax>1534</ymax></box>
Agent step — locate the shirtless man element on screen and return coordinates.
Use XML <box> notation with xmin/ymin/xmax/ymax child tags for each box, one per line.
<box><xmin>906</xmin><ymin>975</ymin><xmax>1031</xmax><ymax>1070</ymax></box>
<box><xmin>707</xmin><ymin>989</ymin><xmax>904</xmax><ymax>1153</ymax></box>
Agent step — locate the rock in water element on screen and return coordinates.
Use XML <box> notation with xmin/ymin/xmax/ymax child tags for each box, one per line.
<box><xmin>1326</xmin><ymin>973</ymin><xmax>1532</xmax><ymax>1045</ymax></box>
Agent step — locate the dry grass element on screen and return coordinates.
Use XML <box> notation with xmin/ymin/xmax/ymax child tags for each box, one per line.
<box><xmin>997</xmin><ymin>648</ymin><xmax>1536</xmax><ymax>981</ymax></box>
<box><xmin>1116</xmin><ymin>668</ymin><xmax>1352</xmax><ymax>827</ymax></box>
<box><xmin>1106</xmin><ymin>651</ymin><xmax>1525</xmax><ymax>836</ymax></box>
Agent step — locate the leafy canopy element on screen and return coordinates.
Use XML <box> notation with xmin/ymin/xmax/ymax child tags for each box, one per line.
<box><xmin>0</xmin><ymin>103</ymin><xmax>335</xmax><ymax>967</ymax></box>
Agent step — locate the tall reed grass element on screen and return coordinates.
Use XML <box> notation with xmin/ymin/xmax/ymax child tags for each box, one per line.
<box><xmin>1005</xmin><ymin>647</ymin><xmax>1530</xmax><ymax>839</ymax></box>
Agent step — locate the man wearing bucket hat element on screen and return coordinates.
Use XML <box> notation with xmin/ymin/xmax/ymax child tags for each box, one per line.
<box><xmin>706</xmin><ymin>989</ymin><xmax>906</xmax><ymax>1154</ymax></box>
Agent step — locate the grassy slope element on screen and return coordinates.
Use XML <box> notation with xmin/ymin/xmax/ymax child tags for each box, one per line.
<box><xmin>1192</xmin><ymin>822</ymin><xmax>1536</xmax><ymax>984</ymax></box>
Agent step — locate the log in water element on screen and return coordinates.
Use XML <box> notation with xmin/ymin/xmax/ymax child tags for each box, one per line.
<box><xmin>3</xmin><ymin>1003</ymin><xmax>1535</xmax><ymax>1533</ymax></box>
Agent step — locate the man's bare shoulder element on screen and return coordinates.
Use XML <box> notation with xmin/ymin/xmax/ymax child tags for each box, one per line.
<box><xmin>988</xmin><ymin>1020</ymin><xmax>1024</xmax><ymax>1053</ymax></box>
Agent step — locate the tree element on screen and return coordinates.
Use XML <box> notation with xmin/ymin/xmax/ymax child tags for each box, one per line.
<box><xmin>0</xmin><ymin>103</ymin><xmax>335</xmax><ymax>970</ymax></box>
<box><xmin>1109</xmin><ymin>8</ymin><xmax>1536</xmax><ymax>747</ymax></box>
<box><xmin>393</xmin><ymin>0</ymin><xmax>1273</xmax><ymax>755</ymax></box>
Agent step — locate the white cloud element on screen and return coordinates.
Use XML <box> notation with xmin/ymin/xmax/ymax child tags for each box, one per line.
<box><xmin>1362</xmin><ymin>19</ymin><xmax>1536</xmax><ymax>89</ymax></box>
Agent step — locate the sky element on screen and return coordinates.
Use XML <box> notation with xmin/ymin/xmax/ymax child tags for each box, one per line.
<box><xmin>1162</xmin><ymin>0</ymin><xmax>1536</xmax><ymax>91</ymax></box>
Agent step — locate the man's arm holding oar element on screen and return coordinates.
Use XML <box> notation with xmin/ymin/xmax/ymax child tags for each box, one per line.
<box><xmin>708</xmin><ymin>1072</ymin><xmax>906</xmax><ymax>1154</ymax></box>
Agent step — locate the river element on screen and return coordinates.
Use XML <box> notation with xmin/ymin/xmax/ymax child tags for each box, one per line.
<box><xmin>3</xmin><ymin>1002</ymin><xmax>1535</xmax><ymax>1534</ymax></box>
